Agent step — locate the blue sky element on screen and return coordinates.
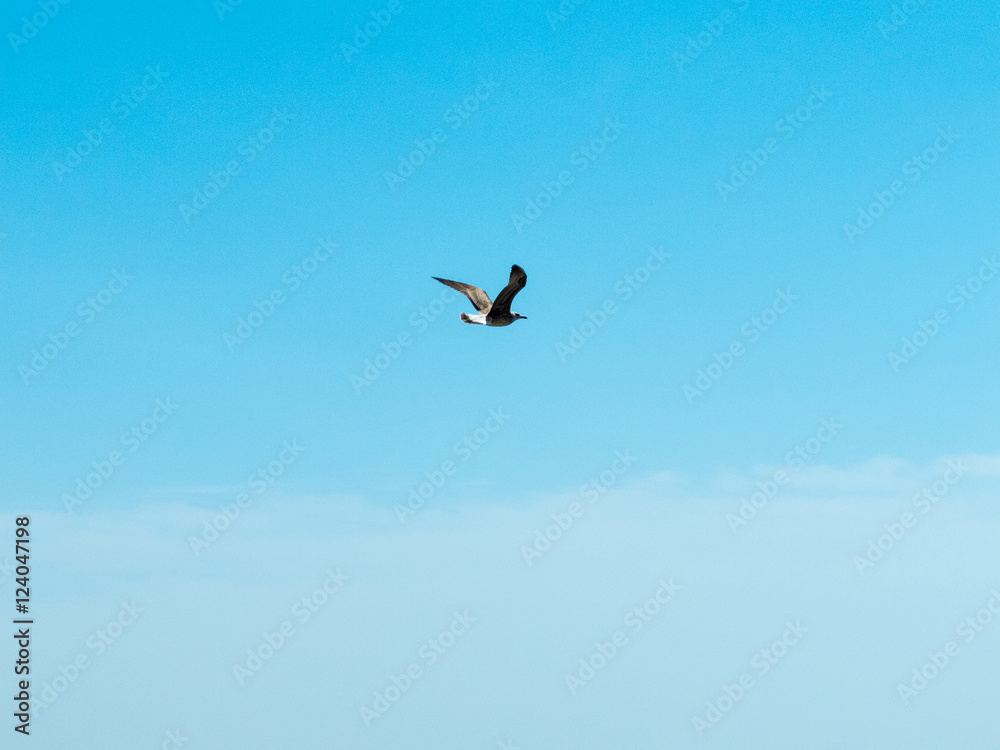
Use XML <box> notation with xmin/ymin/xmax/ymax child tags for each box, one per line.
<box><xmin>1</xmin><ymin>0</ymin><xmax>999</xmax><ymax>747</ymax></box>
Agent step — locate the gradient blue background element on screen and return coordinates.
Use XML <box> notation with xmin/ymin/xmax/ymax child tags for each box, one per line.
<box><xmin>1</xmin><ymin>0</ymin><xmax>999</xmax><ymax>747</ymax></box>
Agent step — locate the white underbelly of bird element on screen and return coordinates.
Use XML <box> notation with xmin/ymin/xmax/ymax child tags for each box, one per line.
<box><xmin>460</xmin><ymin>313</ymin><xmax>517</xmax><ymax>326</ymax></box>
<box><xmin>433</xmin><ymin>265</ymin><xmax>528</xmax><ymax>327</ymax></box>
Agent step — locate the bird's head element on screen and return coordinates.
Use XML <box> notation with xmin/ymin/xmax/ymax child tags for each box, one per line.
<box><xmin>514</xmin><ymin>313</ymin><xmax>527</xmax><ymax>321</ymax></box>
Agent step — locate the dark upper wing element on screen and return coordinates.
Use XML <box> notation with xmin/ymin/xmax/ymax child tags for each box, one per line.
<box><xmin>432</xmin><ymin>276</ymin><xmax>492</xmax><ymax>313</ymax></box>
<box><xmin>489</xmin><ymin>264</ymin><xmax>527</xmax><ymax>315</ymax></box>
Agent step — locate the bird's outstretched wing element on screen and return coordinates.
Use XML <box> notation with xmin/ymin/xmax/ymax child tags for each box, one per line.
<box><xmin>489</xmin><ymin>265</ymin><xmax>527</xmax><ymax>315</ymax></box>
<box><xmin>432</xmin><ymin>277</ymin><xmax>493</xmax><ymax>314</ymax></box>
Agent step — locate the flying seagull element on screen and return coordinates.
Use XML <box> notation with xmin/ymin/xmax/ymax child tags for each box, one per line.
<box><xmin>433</xmin><ymin>265</ymin><xmax>528</xmax><ymax>326</ymax></box>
